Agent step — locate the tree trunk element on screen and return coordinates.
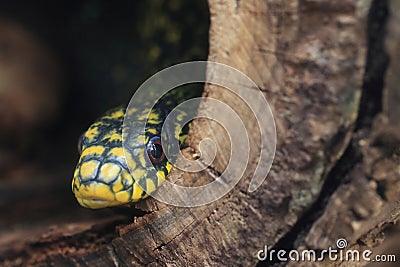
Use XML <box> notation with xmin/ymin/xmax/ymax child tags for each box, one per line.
<box><xmin>1</xmin><ymin>0</ymin><xmax>399</xmax><ymax>266</ymax></box>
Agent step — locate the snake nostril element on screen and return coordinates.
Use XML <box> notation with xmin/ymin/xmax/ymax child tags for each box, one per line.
<box><xmin>121</xmin><ymin>171</ymin><xmax>134</xmax><ymax>188</ymax></box>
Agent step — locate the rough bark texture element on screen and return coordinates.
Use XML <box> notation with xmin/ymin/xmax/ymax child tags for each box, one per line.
<box><xmin>1</xmin><ymin>0</ymin><xmax>399</xmax><ymax>266</ymax></box>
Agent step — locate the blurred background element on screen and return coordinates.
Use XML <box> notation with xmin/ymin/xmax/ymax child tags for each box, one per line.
<box><xmin>0</xmin><ymin>0</ymin><xmax>209</xmax><ymax>251</ymax></box>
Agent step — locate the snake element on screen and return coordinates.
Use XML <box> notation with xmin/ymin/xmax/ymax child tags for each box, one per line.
<box><xmin>72</xmin><ymin>87</ymin><xmax>200</xmax><ymax>209</ymax></box>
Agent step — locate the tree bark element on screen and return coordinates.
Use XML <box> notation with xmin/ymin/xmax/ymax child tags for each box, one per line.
<box><xmin>1</xmin><ymin>0</ymin><xmax>399</xmax><ymax>266</ymax></box>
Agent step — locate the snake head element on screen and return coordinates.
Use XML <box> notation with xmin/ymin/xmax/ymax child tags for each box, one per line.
<box><xmin>71</xmin><ymin>107</ymin><xmax>170</xmax><ymax>209</ymax></box>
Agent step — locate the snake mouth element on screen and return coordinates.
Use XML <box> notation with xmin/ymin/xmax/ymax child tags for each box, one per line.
<box><xmin>75</xmin><ymin>196</ymin><xmax>118</xmax><ymax>209</ymax></box>
<box><xmin>72</xmin><ymin>165</ymin><xmax>144</xmax><ymax>208</ymax></box>
<box><xmin>75</xmin><ymin>190</ymin><xmax>135</xmax><ymax>209</ymax></box>
<box><xmin>74</xmin><ymin>184</ymin><xmax>131</xmax><ymax>208</ymax></box>
<box><xmin>73</xmin><ymin>177</ymin><xmax>131</xmax><ymax>209</ymax></box>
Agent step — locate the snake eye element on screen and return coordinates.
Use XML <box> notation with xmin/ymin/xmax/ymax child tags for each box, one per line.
<box><xmin>146</xmin><ymin>136</ymin><xmax>165</xmax><ymax>164</ymax></box>
<box><xmin>77</xmin><ymin>132</ymin><xmax>86</xmax><ymax>155</ymax></box>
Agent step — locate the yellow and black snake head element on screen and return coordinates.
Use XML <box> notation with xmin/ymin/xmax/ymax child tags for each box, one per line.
<box><xmin>71</xmin><ymin>106</ymin><xmax>172</xmax><ymax>209</ymax></box>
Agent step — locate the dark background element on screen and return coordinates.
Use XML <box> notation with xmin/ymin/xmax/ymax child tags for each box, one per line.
<box><xmin>0</xmin><ymin>0</ymin><xmax>209</xmax><ymax>245</ymax></box>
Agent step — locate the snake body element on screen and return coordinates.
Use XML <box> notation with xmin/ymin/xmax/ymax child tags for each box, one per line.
<box><xmin>72</xmin><ymin>88</ymin><xmax>198</xmax><ymax>208</ymax></box>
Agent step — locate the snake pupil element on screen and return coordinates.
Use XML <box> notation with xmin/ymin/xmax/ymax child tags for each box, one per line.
<box><xmin>147</xmin><ymin>136</ymin><xmax>165</xmax><ymax>164</ymax></box>
<box><xmin>150</xmin><ymin>143</ymin><xmax>163</xmax><ymax>158</ymax></box>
